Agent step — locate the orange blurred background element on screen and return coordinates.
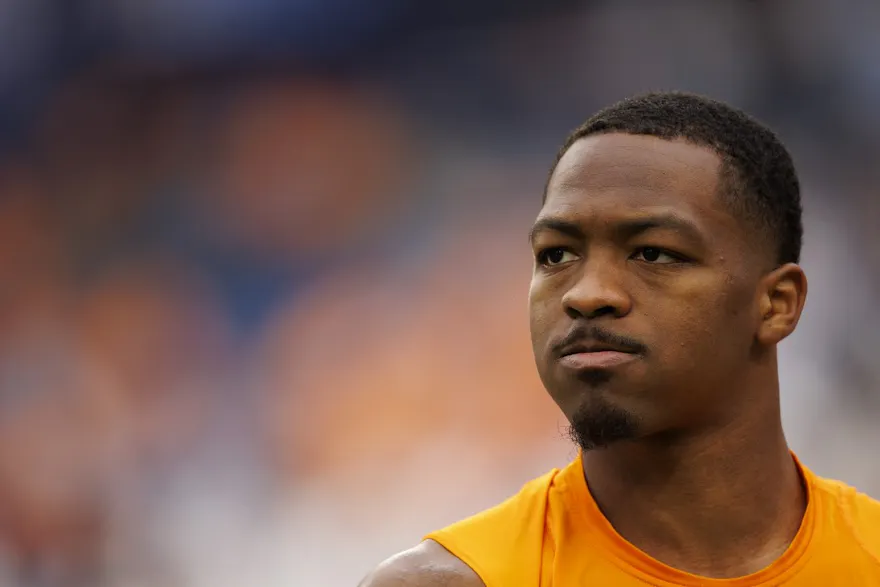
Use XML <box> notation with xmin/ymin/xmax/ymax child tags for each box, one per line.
<box><xmin>1</xmin><ymin>2</ymin><xmax>879</xmax><ymax>585</ymax></box>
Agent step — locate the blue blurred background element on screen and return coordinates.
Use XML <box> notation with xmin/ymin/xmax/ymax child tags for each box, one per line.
<box><xmin>1</xmin><ymin>1</ymin><xmax>880</xmax><ymax>585</ymax></box>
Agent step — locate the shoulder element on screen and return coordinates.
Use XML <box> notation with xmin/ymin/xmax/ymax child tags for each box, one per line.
<box><xmin>813</xmin><ymin>475</ymin><xmax>880</xmax><ymax>551</ymax></box>
<box><xmin>361</xmin><ymin>464</ymin><xmax>567</xmax><ymax>587</ymax></box>
<box><xmin>841</xmin><ymin>484</ymin><xmax>880</xmax><ymax>544</ymax></box>
<box><xmin>359</xmin><ymin>540</ymin><xmax>485</xmax><ymax>587</ymax></box>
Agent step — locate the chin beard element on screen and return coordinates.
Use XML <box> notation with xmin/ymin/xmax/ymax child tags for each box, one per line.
<box><xmin>567</xmin><ymin>398</ymin><xmax>639</xmax><ymax>451</ymax></box>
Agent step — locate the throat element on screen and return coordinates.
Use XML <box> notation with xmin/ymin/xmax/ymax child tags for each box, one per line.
<box><xmin>581</xmin><ymin>433</ymin><xmax>808</xmax><ymax>578</ymax></box>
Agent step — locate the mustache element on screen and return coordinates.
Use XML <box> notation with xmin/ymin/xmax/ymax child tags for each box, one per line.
<box><xmin>551</xmin><ymin>324</ymin><xmax>648</xmax><ymax>356</ymax></box>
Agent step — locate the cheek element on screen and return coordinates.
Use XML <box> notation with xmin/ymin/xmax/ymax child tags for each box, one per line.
<box><xmin>528</xmin><ymin>278</ymin><xmax>563</xmax><ymax>365</ymax></box>
<box><xmin>644</xmin><ymin>278</ymin><xmax>742</xmax><ymax>351</ymax></box>
<box><xmin>528</xmin><ymin>296</ymin><xmax>551</xmax><ymax>348</ymax></box>
<box><xmin>528</xmin><ymin>277</ymin><xmax>551</xmax><ymax>329</ymax></box>
<box><xmin>650</xmin><ymin>278</ymin><xmax>755</xmax><ymax>369</ymax></box>
<box><xmin>713</xmin><ymin>272</ymin><xmax>759</xmax><ymax>334</ymax></box>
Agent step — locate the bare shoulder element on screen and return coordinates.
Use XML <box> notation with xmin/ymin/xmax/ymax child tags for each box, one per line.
<box><xmin>359</xmin><ymin>540</ymin><xmax>485</xmax><ymax>587</ymax></box>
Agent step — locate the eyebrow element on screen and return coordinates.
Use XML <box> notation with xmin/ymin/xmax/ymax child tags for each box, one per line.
<box><xmin>528</xmin><ymin>213</ymin><xmax>706</xmax><ymax>246</ymax></box>
<box><xmin>528</xmin><ymin>218</ymin><xmax>585</xmax><ymax>244</ymax></box>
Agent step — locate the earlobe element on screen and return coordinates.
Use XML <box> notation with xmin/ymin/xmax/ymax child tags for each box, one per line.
<box><xmin>756</xmin><ymin>263</ymin><xmax>808</xmax><ymax>346</ymax></box>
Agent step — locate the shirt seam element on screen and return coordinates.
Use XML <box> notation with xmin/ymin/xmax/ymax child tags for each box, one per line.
<box><xmin>424</xmin><ymin>532</ymin><xmax>494</xmax><ymax>587</ymax></box>
<box><xmin>569</xmin><ymin>453</ymin><xmax>818</xmax><ymax>586</ymax></box>
<box><xmin>829</xmin><ymin>484</ymin><xmax>880</xmax><ymax>572</ymax></box>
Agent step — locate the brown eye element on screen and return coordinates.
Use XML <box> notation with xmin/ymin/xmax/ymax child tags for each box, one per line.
<box><xmin>641</xmin><ymin>247</ymin><xmax>661</xmax><ymax>262</ymax></box>
<box><xmin>538</xmin><ymin>247</ymin><xmax>578</xmax><ymax>266</ymax></box>
<box><xmin>633</xmin><ymin>247</ymin><xmax>680</xmax><ymax>264</ymax></box>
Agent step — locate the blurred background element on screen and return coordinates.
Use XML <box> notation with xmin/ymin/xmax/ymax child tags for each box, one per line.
<box><xmin>1</xmin><ymin>0</ymin><xmax>880</xmax><ymax>585</ymax></box>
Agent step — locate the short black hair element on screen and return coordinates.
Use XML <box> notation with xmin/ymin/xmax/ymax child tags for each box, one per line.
<box><xmin>546</xmin><ymin>92</ymin><xmax>802</xmax><ymax>265</ymax></box>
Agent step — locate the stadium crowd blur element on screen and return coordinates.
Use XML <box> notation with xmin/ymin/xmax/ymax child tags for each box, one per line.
<box><xmin>1</xmin><ymin>1</ymin><xmax>879</xmax><ymax>585</ymax></box>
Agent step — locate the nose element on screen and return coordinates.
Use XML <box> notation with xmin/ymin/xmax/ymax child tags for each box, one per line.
<box><xmin>561</xmin><ymin>257</ymin><xmax>632</xmax><ymax>320</ymax></box>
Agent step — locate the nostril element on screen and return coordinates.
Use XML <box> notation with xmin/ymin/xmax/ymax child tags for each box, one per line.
<box><xmin>565</xmin><ymin>304</ymin><xmax>617</xmax><ymax>320</ymax></box>
<box><xmin>588</xmin><ymin>305</ymin><xmax>618</xmax><ymax>319</ymax></box>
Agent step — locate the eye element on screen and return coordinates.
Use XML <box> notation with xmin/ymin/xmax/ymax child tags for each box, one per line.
<box><xmin>537</xmin><ymin>247</ymin><xmax>579</xmax><ymax>267</ymax></box>
<box><xmin>632</xmin><ymin>247</ymin><xmax>682</xmax><ymax>264</ymax></box>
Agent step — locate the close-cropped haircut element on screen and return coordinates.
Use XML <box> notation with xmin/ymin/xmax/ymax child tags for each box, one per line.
<box><xmin>546</xmin><ymin>92</ymin><xmax>802</xmax><ymax>265</ymax></box>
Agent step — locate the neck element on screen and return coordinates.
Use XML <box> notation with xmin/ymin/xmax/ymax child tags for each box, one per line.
<box><xmin>582</xmin><ymin>392</ymin><xmax>807</xmax><ymax>578</ymax></box>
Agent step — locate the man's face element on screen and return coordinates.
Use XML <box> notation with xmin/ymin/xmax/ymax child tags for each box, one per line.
<box><xmin>529</xmin><ymin>133</ymin><xmax>766</xmax><ymax>449</ymax></box>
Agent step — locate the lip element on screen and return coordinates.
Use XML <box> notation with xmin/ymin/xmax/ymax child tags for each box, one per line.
<box><xmin>559</xmin><ymin>350</ymin><xmax>637</xmax><ymax>370</ymax></box>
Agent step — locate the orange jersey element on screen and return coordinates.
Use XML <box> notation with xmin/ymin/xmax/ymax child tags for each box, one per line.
<box><xmin>425</xmin><ymin>454</ymin><xmax>880</xmax><ymax>586</ymax></box>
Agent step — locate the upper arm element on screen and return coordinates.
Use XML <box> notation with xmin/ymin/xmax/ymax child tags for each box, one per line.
<box><xmin>359</xmin><ymin>540</ymin><xmax>485</xmax><ymax>587</ymax></box>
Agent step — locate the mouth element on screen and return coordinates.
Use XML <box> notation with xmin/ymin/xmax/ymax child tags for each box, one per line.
<box><xmin>559</xmin><ymin>349</ymin><xmax>637</xmax><ymax>370</ymax></box>
<box><xmin>556</xmin><ymin>341</ymin><xmax>642</xmax><ymax>370</ymax></box>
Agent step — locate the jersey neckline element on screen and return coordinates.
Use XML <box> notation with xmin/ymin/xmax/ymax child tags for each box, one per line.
<box><xmin>561</xmin><ymin>451</ymin><xmax>819</xmax><ymax>586</ymax></box>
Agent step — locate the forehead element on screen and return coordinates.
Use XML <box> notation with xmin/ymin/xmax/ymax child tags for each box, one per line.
<box><xmin>544</xmin><ymin>133</ymin><xmax>728</xmax><ymax>226</ymax></box>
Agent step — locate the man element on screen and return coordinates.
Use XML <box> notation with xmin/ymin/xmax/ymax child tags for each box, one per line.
<box><xmin>360</xmin><ymin>92</ymin><xmax>880</xmax><ymax>585</ymax></box>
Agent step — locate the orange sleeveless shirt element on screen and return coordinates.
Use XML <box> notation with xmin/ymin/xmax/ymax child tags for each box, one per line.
<box><xmin>425</xmin><ymin>454</ymin><xmax>880</xmax><ymax>586</ymax></box>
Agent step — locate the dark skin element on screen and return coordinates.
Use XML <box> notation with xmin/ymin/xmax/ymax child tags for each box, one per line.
<box><xmin>359</xmin><ymin>540</ymin><xmax>483</xmax><ymax>587</ymax></box>
<box><xmin>361</xmin><ymin>133</ymin><xmax>808</xmax><ymax>585</ymax></box>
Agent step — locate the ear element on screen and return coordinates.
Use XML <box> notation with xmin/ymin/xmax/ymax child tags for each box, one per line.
<box><xmin>756</xmin><ymin>263</ymin><xmax>808</xmax><ymax>346</ymax></box>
